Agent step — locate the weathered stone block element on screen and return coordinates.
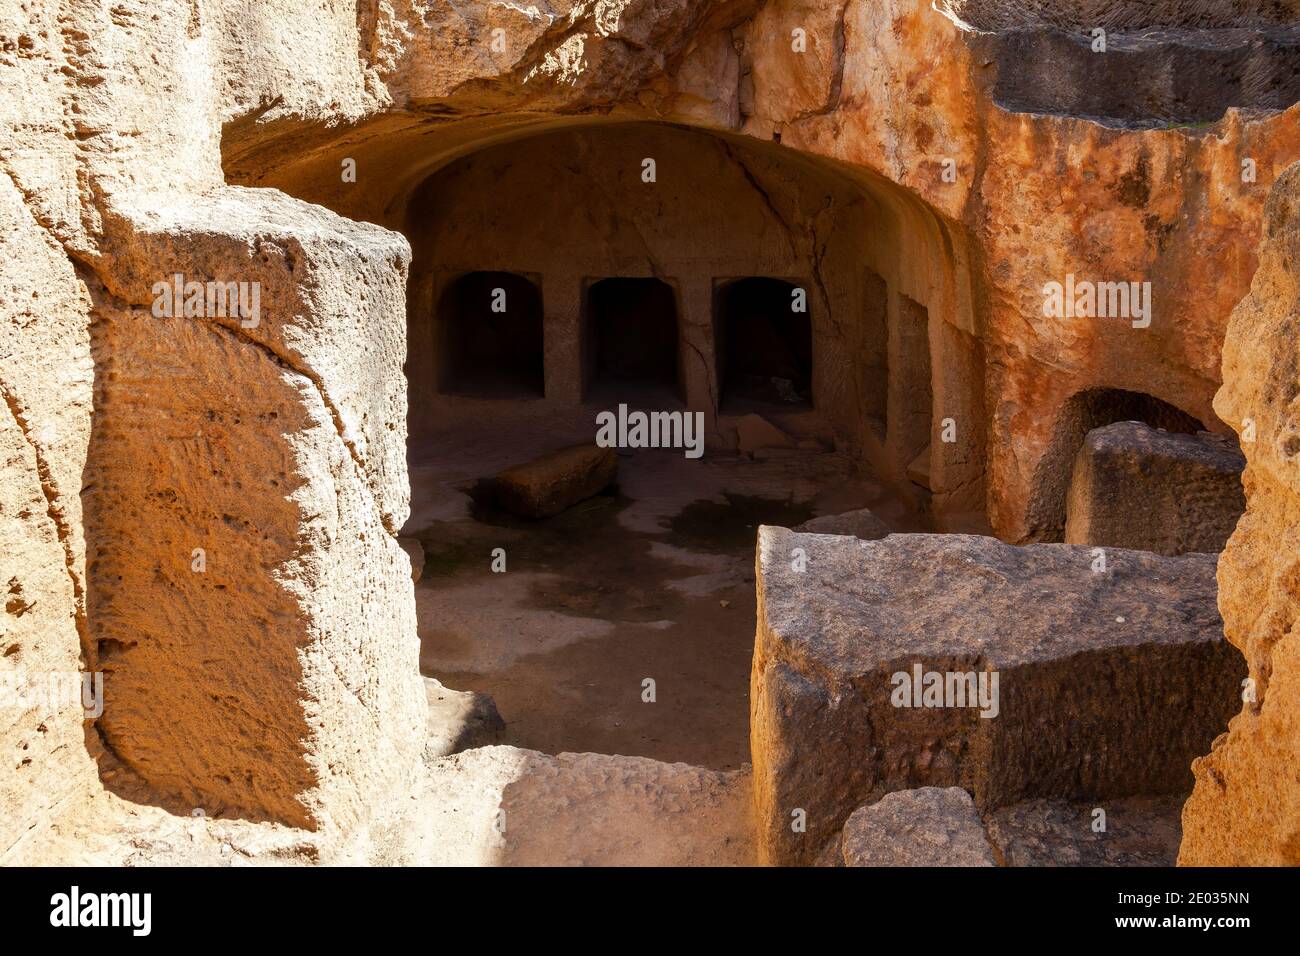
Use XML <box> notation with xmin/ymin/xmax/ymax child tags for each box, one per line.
<box><xmin>494</xmin><ymin>444</ymin><xmax>616</xmax><ymax>518</ymax></box>
<box><xmin>82</xmin><ymin>189</ymin><xmax>425</xmax><ymax>834</ymax></box>
<box><xmin>840</xmin><ymin>787</ymin><xmax>996</xmax><ymax>867</ymax></box>
<box><xmin>1064</xmin><ymin>421</ymin><xmax>1245</xmax><ymax>555</ymax></box>
<box><xmin>752</xmin><ymin>528</ymin><xmax>1243</xmax><ymax>865</ymax></box>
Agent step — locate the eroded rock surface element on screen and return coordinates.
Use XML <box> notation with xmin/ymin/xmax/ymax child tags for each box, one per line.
<box><xmin>74</xmin><ymin>189</ymin><xmax>425</xmax><ymax>835</ymax></box>
<box><xmin>1</xmin><ymin>0</ymin><xmax>1297</xmax><ymax>865</ymax></box>
<box><xmin>398</xmin><ymin>536</ymin><xmax>426</xmax><ymax>582</ymax></box>
<box><xmin>1180</xmin><ymin>162</ymin><xmax>1300</xmax><ymax>866</ymax></box>
<box><xmin>0</xmin><ymin>125</ymin><xmax>96</xmax><ymax>863</ymax></box>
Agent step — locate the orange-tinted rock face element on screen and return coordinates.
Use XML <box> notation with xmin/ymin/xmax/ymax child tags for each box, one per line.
<box><xmin>223</xmin><ymin>0</ymin><xmax>1300</xmax><ymax>542</ymax></box>
<box><xmin>1</xmin><ymin>0</ymin><xmax>1298</xmax><ymax>862</ymax></box>
<box><xmin>1180</xmin><ymin>163</ymin><xmax>1300</xmax><ymax>866</ymax></box>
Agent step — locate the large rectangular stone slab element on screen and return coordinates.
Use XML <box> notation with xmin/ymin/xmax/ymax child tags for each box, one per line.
<box><xmin>751</xmin><ymin>528</ymin><xmax>1243</xmax><ymax>865</ymax></box>
<box><xmin>1064</xmin><ymin>421</ymin><xmax>1245</xmax><ymax>556</ymax></box>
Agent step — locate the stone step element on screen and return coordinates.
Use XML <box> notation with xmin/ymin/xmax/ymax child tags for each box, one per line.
<box><xmin>393</xmin><ymin>746</ymin><xmax>754</xmax><ymax>866</ymax></box>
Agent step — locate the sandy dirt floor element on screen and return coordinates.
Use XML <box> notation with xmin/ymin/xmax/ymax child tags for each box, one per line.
<box><xmin>406</xmin><ymin>395</ymin><xmax>930</xmax><ymax>769</ymax></box>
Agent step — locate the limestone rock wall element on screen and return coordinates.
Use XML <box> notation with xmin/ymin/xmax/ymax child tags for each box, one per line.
<box><xmin>219</xmin><ymin>0</ymin><xmax>1300</xmax><ymax>542</ymax></box>
<box><xmin>0</xmin><ymin>20</ymin><xmax>97</xmax><ymax>853</ymax></box>
<box><xmin>1180</xmin><ymin>162</ymin><xmax>1300</xmax><ymax>866</ymax></box>
<box><xmin>79</xmin><ymin>190</ymin><xmax>424</xmax><ymax>830</ymax></box>
<box><xmin>1</xmin><ymin>0</ymin><xmax>426</xmax><ymax>847</ymax></box>
<box><xmin>1</xmin><ymin>0</ymin><xmax>1298</xmax><ymax>859</ymax></box>
<box><xmin>403</xmin><ymin>123</ymin><xmax>890</xmax><ymax>451</ymax></box>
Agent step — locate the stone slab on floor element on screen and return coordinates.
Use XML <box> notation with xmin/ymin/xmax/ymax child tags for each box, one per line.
<box><xmin>1064</xmin><ymin>421</ymin><xmax>1245</xmax><ymax>555</ymax></box>
<box><xmin>381</xmin><ymin>746</ymin><xmax>754</xmax><ymax>866</ymax></box>
<box><xmin>840</xmin><ymin>787</ymin><xmax>996</xmax><ymax>867</ymax></box>
<box><xmin>751</xmin><ymin>528</ymin><xmax>1243</xmax><ymax>865</ymax></box>
<box><xmin>494</xmin><ymin>444</ymin><xmax>617</xmax><ymax>518</ymax></box>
